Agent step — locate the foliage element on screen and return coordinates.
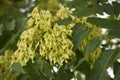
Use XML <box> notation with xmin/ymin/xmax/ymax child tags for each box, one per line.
<box><xmin>0</xmin><ymin>0</ymin><xmax>120</xmax><ymax>80</ymax></box>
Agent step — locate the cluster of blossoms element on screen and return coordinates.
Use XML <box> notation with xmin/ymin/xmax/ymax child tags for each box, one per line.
<box><xmin>0</xmin><ymin>50</ymin><xmax>13</xmax><ymax>74</ymax></box>
<box><xmin>12</xmin><ymin>6</ymin><xmax>102</xmax><ymax>66</ymax></box>
<box><xmin>12</xmin><ymin>7</ymin><xmax>75</xmax><ymax>66</ymax></box>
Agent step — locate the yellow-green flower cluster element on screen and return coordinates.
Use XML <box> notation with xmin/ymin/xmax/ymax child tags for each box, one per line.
<box><xmin>56</xmin><ymin>7</ymin><xmax>72</xmax><ymax>19</ymax></box>
<box><xmin>0</xmin><ymin>50</ymin><xmax>13</xmax><ymax>74</ymax></box>
<box><xmin>12</xmin><ymin>7</ymin><xmax>75</xmax><ymax>66</ymax></box>
<box><xmin>12</xmin><ymin>28</ymin><xmax>35</xmax><ymax>66</ymax></box>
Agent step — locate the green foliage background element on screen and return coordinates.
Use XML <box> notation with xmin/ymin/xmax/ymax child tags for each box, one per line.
<box><xmin>0</xmin><ymin>0</ymin><xmax>120</xmax><ymax>80</ymax></box>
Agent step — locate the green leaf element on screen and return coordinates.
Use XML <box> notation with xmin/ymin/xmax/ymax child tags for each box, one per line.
<box><xmin>25</xmin><ymin>58</ymin><xmax>53</xmax><ymax>80</ymax></box>
<box><xmin>96</xmin><ymin>2</ymin><xmax>120</xmax><ymax>17</ymax></box>
<box><xmin>4</xmin><ymin>19</ymin><xmax>15</xmax><ymax>30</ymax></box>
<box><xmin>41</xmin><ymin>62</ymin><xmax>54</xmax><ymax>79</ymax></box>
<box><xmin>17</xmin><ymin>74</ymin><xmax>29</xmax><ymax>80</ymax></box>
<box><xmin>114</xmin><ymin>69</ymin><xmax>120</xmax><ymax>80</ymax></box>
<box><xmin>56</xmin><ymin>17</ymin><xmax>72</xmax><ymax>26</ymax></box>
<box><xmin>11</xmin><ymin>62</ymin><xmax>25</xmax><ymax>74</ymax></box>
<box><xmin>34</xmin><ymin>58</ymin><xmax>54</xmax><ymax>79</ymax></box>
<box><xmin>112</xmin><ymin>2</ymin><xmax>120</xmax><ymax>17</ymax></box>
<box><xmin>16</xmin><ymin>17</ymin><xmax>27</xmax><ymax>30</ymax></box>
<box><xmin>97</xmin><ymin>71</ymin><xmax>111</xmax><ymax>80</ymax></box>
<box><xmin>25</xmin><ymin>60</ymin><xmax>42</xmax><ymax>80</ymax></box>
<box><xmin>113</xmin><ymin>61</ymin><xmax>120</xmax><ymax>75</ymax></box>
<box><xmin>0</xmin><ymin>24</ymin><xmax>3</xmax><ymax>36</ymax></box>
<box><xmin>77</xmin><ymin>61</ymin><xmax>91</xmax><ymax>80</ymax></box>
<box><xmin>76</xmin><ymin>75</ymin><xmax>82</xmax><ymax>80</ymax></box>
<box><xmin>108</xmin><ymin>29</ymin><xmax>120</xmax><ymax>38</ymax></box>
<box><xmin>83</xmin><ymin>37</ymin><xmax>101</xmax><ymax>56</ymax></box>
<box><xmin>114</xmin><ymin>61</ymin><xmax>120</xmax><ymax>80</ymax></box>
<box><xmin>72</xmin><ymin>23</ymin><xmax>92</xmax><ymax>51</ymax></box>
<box><xmin>97</xmin><ymin>0</ymin><xmax>108</xmax><ymax>3</ymax></box>
<box><xmin>97</xmin><ymin>3</ymin><xmax>114</xmax><ymax>16</ymax></box>
<box><xmin>56</xmin><ymin>68</ymin><xmax>74</xmax><ymax>80</ymax></box>
<box><xmin>9</xmin><ymin>62</ymin><xmax>26</xmax><ymax>80</ymax></box>
<box><xmin>87</xmin><ymin>17</ymin><xmax>120</xmax><ymax>30</ymax></box>
<box><xmin>75</xmin><ymin>71</ymin><xmax>83</xmax><ymax>80</ymax></box>
<box><xmin>74</xmin><ymin>7</ymin><xmax>96</xmax><ymax>18</ymax></box>
<box><xmin>67</xmin><ymin>0</ymin><xmax>97</xmax><ymax>17</ymax></box>
<box><xmin>73</xmin><ymin>58</ymin><xmax>85</xmax><ymax>70</ymax></box>
<box><xmin>90</xmin><ymin>48</ymin><xmax>120</xmax><ymax>80</ymax></box>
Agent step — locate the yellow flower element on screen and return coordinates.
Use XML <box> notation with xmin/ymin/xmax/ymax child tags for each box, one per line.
<box><xmin>12</xmin><ymin>7</ymin><xmax>75</xmax><ymax>66</ymax></box>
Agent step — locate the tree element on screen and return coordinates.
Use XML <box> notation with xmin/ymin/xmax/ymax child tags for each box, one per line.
<box><xmin>0</xmin><ymin>0</ymin><xmax>120</xmax><ymax>80</ymax></box>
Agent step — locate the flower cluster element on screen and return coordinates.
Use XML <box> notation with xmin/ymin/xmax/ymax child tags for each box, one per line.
<box><xmin>0</xmin><ymin>50</ymin><xmax>13</xmax><ymax>74</ymax></box>
<box><xmin>12</xmin><ymin>7</ymin><xmax>75</xmax><ymax>66</ymax></box>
